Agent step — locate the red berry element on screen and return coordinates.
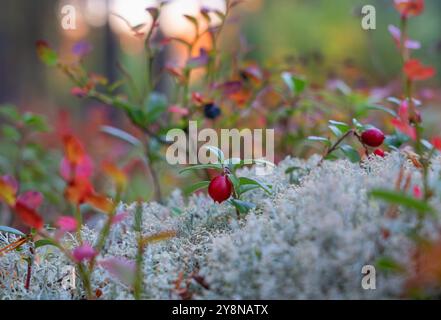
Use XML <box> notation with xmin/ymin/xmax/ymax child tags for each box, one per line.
<box><xmin>208</xmin><ymin>175</ymin><xmax>233</xmax><ymax>203</ymax></box>
<box><xmin>361</xmin><ymin>128</ymin><xmax>385</xmax><ymax>147</ymax></box>
<box><xmin>374</xmin><ymin>149</ymin><xmax>385</xmax><ymax>158</ymax></box>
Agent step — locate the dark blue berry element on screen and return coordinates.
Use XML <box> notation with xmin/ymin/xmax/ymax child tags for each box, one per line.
<box><xmin>204</xmin><ymin>103</ymin><xmax>221</xmax><ymax>119</ymax></box>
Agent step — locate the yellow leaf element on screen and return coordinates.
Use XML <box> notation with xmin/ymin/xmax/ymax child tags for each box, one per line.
<box><xmin>141</xmin><ymin>230</ymin><xmax>177</xmax><ymax>246</ymax></box>
<box><xmin>0</xmin><ymin>180</ymin><xmax>16</xmax><ymax>206</ymax></box>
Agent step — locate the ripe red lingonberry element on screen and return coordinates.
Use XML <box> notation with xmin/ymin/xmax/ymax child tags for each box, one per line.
<box><xmin>361</xmin><ymin>128</ymin><xmax>385</xmax><ymax>148</ymax></box>
<box><xmin>208</xmin><ymin>175</ymin><xmax>233</xmax><ymax>203</ymax></box>
<box><xmin>374</xmin><ymin>149</ymin><xmax>385</xmax><ymax>158</ymax></box>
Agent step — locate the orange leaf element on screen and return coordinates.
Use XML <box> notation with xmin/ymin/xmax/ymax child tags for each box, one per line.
<box><xmin>0</xmin><ymin>237</ymin><xmax>28</xmax><ymax>256</ymax></box>
<box><xmin>394</xmin><ymin>0</ymin><xmax>424</xmax><ymax>17</ymax></box>
<box><xmin>85</xmin><ymin>193</ymin><xmax>114</xmax><ymax>214</ymax></box>
<box><xmin>65</xmin><ymin>179</ymin><xmax>94</xmax><ymax>205</ymax></box>
<box><xmin>102</xmin><ymin>162</ymin><xmax>128</xmax><ymax>191</ymax></box>
<box><xmin>63</xmin><ymin>135</ymin><xmax>86</xmax><ymax>165</ymax></box>
<box><xmin>406</xmin><ymin>238</ymin><xmax>441</xmax><ymax>293</ymax></box>
<box><xmin>14</xmin><ymin>202</ymin><xmax>44</xmax><ymax>230</ymax></box>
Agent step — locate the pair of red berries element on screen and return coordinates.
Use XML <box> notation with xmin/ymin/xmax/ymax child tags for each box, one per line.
<box><xmin>208</xmin><ymin>174</ymin><xmax>233</xmax><ymax>203</ymax></box>
<box><xmin>207</xmin><ymin>128</ymin><xmax>386</xmax><ymax>203</ymax></box>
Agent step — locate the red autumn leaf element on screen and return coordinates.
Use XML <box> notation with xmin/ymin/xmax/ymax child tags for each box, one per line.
<box><xmin>404</xmin><ymin>59</ymin><xmax>436</xmax><ymax>81</ymax></box>
<box><xmin>431</xmin><ymin>136</ymin><xmax>441</xmax><ymax>151</ymax></box>
<box><xmin>391</xmin><ymin>100</ymin><xmax>417</xmax><ymax>140</ymax></box>
<box><xmin>17</xmin><ymin>191</ymin><xmax>43</xmax><ymax>210</ymax></box>
<box><xmin>85</xmin><ymin>193</ymin><xmax>115</xmax><ymax>214</ymax></box>
<box><xmin>191</xmin><ymin>92</ymin><xmax>206</xmax><ymax>105</ymax></box>
<box><xmin>14</xmin><ymin>201</ymin><xmax>44</xmax><ymax>230</ymax></box>
<box><xmin>394</xmin><ymin>0</ymin><xmax>424</xmax><ymax>17</ymax></box>
<box><xmin>391</xmin><ymin>118</ymin><xmax>417</xmax><ymax>141</ymax></box>
<box><xmin>60</xmin><ymin>155</ymin><xmax>94</xmax><ymax>181</ymax></box>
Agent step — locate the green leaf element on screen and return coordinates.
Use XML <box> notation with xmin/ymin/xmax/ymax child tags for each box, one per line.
<box><xmin>238</xmin><ymin>184</ymin><xmax>260</xmax><ymax>194</ymax></box>
<box><xmin>229</xmin><ymin>199</ymin><xmax>256</xmax><ymax>214</ymax></box>
<box><xmin>340</xmin><ymin>144</ymin><xmax>361</xmax><ymax>163</ymax></box>
<box><xmin>369</xmin><ymin>189</ymin><xmax>435</xmax><ymax>213</ymax></box>
<box><xmin>0</xmin><ymin>104</ymin><xmax>21</xmax><ymax>121</ymax></box>
<box><xmin>228</xmin><ymin>174</ymin><xmax>240</xmax><ymax>193</ymax></box>
<box><xmin>35</xmin><ymin>239</ymin><xmax>60</xmax><ymax>249</ymax></box>
<box><xmin>366</xmin><ymin>105</ymin><xmax>397</xmax><ymax>118</ymax></box>
<box><xmin>133</xmin><ymin>203</ymin><xmax>143</xmax><ymax>233</ymax></box>
<box><xmin>376</xmin><ymin>256</ymin><xmax>405</xmax><ymax>273</ymax></box>
<box><xmin>238</xmin><ymin>177</ymin><xmax>272</xmax><ymax>195</ymax></box>
<box><xmin>184</xmin><ymin>181</ymin><xmax>210</xmax><ymax>195</ymax></box>
<box><xmin>127</xmin><ymin>109</ymin><xmax>149</xmax><ymax>127</ymax></box>
<box><xmin>223</xmin><ymin>157</ymin><xmax>242</xmax><ymax>167</ymax></box>
<box><xmin>22</xmin><ymin>113</ymin><xmax>49</xmax><ymax>132</ymax></box>
<box><xmin>328</xmin><ymin>125</ymin><xmax>343</xmax><ymax>137</ymax></box>
<box><xmin>222</xmin><ymin>158</ymin><xmax>275</xmax><ymax>172</ymax></box>
<box><xmin>307</xmin><ymin>136</ymin><xmax>331</xmax><ymax>147</ymax></box>
<box><xmin>281</xmin><ymin>72</ymin><xmax>307</xmax><ymax>96</ymax></box>
<box><xmin>179</xmin><ymin>164</ymin><xmax>223</xmax><ymax>174</ymax></box>
<box><xmin>202</xmin><ymin>145</ymin><xmax>225</xmax><ymax>163</ymax></box>
<box><xmin>329</xmin><ymin>120</ymin><xmax>350</xmax><ymax>133</ymax></box>
<box><xmin>171</xmin><ymin>207</ymin><xmax>183</xmax><ymax>216</ymax></box>
<box><xmin>340</xmin><ymin>144</ymin><xmax>360</xmax><ymax>161</ymax></box>
<box><xmin>36</xmin><ymin>41</ymin><xmax>58</xmax><ymax>66</ymax></box>
<box><xmin>0</xmin><ymin>226</ymin><xmax>26</xmax><ymax>237</ymax></box>
<box><xmin>144</xmin><ymin>93</ymin><xmax>168</xmax><ymax>125</ymax></box>
<box><xmin>384</xmin><ymin>133</ymin><xmax>409</xmax><ymax>149</ymax></box>
<box><xmin>285</xmin><ymin>166</ymin><xmax>302</xmax><ymax>174</ymax></box>
<box><xmin>352</xmin><ymin>118</ymin><xmax>365</xmax><ymax>131</ymax></box>
<box><xmin>101</xmin><ymin>125</ymin><xmax>142</xmax><ymax>147</ymax></box>
<box><xmin>2</xmin><ymin>125</ymin><xmax>21</xmax><ymax>141</ymax></box>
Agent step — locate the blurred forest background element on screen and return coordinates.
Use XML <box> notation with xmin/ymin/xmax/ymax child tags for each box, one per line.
<box><xmin>1</xmin><ymin>0</ymin><xmax>440</xmax><ymax>114</ymax></box>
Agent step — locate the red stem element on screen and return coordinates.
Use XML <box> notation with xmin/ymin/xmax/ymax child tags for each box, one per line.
<box><xmin>24</xmin><ymin>247</ymin><xmax>34</xmax><ymax>291</ymax></box>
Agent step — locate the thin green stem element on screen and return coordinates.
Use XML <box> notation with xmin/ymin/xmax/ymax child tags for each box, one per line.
<box><xmin>319</xmin><ymin>129</ymin><xmax>355</xmax><ymax>165</ymax></box>
<box><xmin>133</xmin><ymin>203</ymin><xmax>144</xmax><ymax>300</ymax></box>
<box><xmin>74</xmin><ymin>205</ymin><xmax>83</xmax><ymax>244</ymax></box>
